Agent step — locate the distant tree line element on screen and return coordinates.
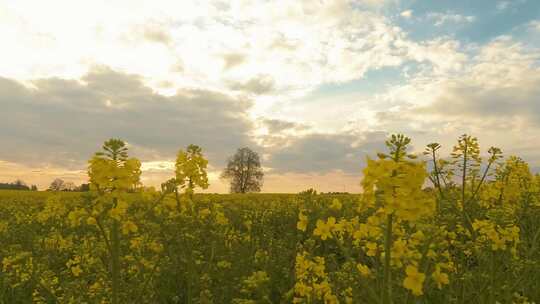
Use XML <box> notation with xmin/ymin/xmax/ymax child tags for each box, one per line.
<box><xmin>0</xmin><ymin>179</ymin><xmax>92</xmax><ymax>192</ymax></box>
<box><xmin>298</xmin><ymin>188</ymin><xmax>350</xmax><ymax>195</ymax></box>
<box><xmin>47</xmin><ymin>178</ymin><xmax>90</xmax><ymax>192</ymax></box>
<box><xmin>0</xmin><ymin>180</ymin><xmax>38</xmax><ymax>191</ymax></box>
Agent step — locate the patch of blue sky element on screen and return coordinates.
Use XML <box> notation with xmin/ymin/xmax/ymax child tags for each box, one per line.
<box><xmin>302</xmin><ymin>65</ymin><xmax>409</xmax><ymax>102</ymax></box>
<box><xmin>392</xmin><ymin>0</ymin><xmax>540</xmax><ymax>43</ymax></box>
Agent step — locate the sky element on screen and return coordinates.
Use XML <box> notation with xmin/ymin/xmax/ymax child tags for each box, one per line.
<box><xmin>1</xmin><ymin>0</ymin><xmax>540</xmax><ymax>192</ymax></box>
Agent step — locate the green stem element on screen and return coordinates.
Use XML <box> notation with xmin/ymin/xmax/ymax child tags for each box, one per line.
<box><xmin>431</xmin><ymin>149</ymin><xmax>445</xmax><ymax>203</ymax></box>
<box><xmin>458</xmin><ymin>144</ymin><xmax>477</xmax><ymax>238</ymax></box>
<box><xmin>489</xmin><ymin>251</ymin><xmax>495</xmax><ymax>303</ymax></box>
<box><xmin>382</xmin><ymin>214</ymin><xmax>393</xmax><ymax>304</ymax></box>
<box><xmin>111</xmin><ymin>199</ymin><xmax>120</xmax><ymax>304</ymax></box>
<box><xmin>466</xmin><ymin>159</ymin><xmax>494</xmax><ymax>206</ymax></box>
<box><xmin>461</xmin><ymin>141</ymin><xmax>468</xmax><ymax>206</ymax></box>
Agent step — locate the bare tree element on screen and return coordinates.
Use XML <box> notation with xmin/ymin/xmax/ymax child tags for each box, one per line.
<box><xmin>221</xmin><ymin>147</ymin><xmax>264</xmax><ymax>193</ymax></box>
<box><xmin>48</xmin><ymin>178</ymin><xmax>65</xmax><ymax>191</ymax></box>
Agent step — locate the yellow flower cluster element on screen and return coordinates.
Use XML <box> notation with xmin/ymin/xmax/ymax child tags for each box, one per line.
<box><xmin>362</xmin><ymin>158</ymin><xmax>435</xmax><ymax>221</ymax></box>
<box><xmin>480</xmin><ymin>156</ymin><xmax>540</xmax><ymax>210</ymax></box>
<box><xmin>402</xmin><ymin>265</ymin><xmax>425</xmax><ymax>296</ymax></box>
<box><xmin>431</xmin><ymin>264</ymin><xmax>450</xmax><ymax>289</ymax></box>
<box><xmin>294</xmin><ymin>252</ymin><xmax>338</xmax><ymax>304</ymax></box>
<box><xmin>88</xmin><ymin>157</ymin><xmax>141</xmax><ymax>192</ymax></box>
<box><xmin>297</xmin><ymin>211</ymin><xmax>308</xmax><ymax>232</ymax></box>
<box><xmin>472</xmin><ymin>219</ymin><xmax>520</xmax><ymax>253</ymax></box>
<box><xmin>66</xmin><ymin>256</ymin><xmax>83</xmax><ymax>277</ymax></box>
<box><xmin>313</xmin><ymin>217</ymin><xmax>338</xmax><ymax>240</ymax></box>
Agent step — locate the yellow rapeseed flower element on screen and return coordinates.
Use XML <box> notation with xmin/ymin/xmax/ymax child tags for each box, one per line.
<box><xmin>71</xmin><ymin>265</ymin><xmax>83</xmax><ymax>277</ymax></box>
<box><xmin>86</xmin><ymin>217</ymin><xmax>97</xmax><ymax>226</ymax></box>
<box><xmin>330</xmin><ymin>199</ymin><xmax>342</xmax><ymax>211</ymax></box>
<box><xmin>432</xmin><ymin>266</ymin><xmax>449</xmax><ymax>289</ymax></box>
<box><xmin>365</xmin><ymin>242</ymin><xmax>378</xmax><ymax>257</ymax></box>
<box><xmin>121</xmin><ymin>220</ymin><xmax>138</xmax><ymax>235</ymax></box>
<box><xmin>403</xmin><ymin>265</ymin><xmax>425</xmax><ymax>296</ymax></box>
<box><xmin>356</xmin><ymin>263</ymin><xmax>371</xmax><ymax>277</ymax></box>
<box><xmin>297</xmin><ymin>212</ymin><xmax>308</xmax><ymax>232</ymax></box>
<box><xmin>313</xmin><ymin>217</ymin><xmax>336</xmax><ymax>240</ymax></box>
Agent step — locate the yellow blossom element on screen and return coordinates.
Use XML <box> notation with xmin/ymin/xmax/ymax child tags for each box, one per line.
<box><xmin>130</xmin><ymin>237</ymin><xmax>142</xmax><ymax>249</ymax></box>
<box><xmin>356</xmin><ymin>263</ymin><xmax>371</xmax><ymax>277</ymax></box>
<box><xmin>297</xmin><ymin>212</ymin><xmax>308</xmax><ymax>232</ymax></box>
<box><xmin>313</xmin><ymin>217</ymin><xmax>336</xmax><ymax>240</ymax></box>
<box><xmin>432</xmin><ymin>266</ymin><xmax>449</xmax><ymax>289</ymax></box>
<box><xmin>71</xmin><ymin>265</ymin><xmax>82</xmax><ymax>277</ymax></box>
<box><xmin>121</xmin><ymin>220</ymin><xmax>138</xmax><ymax>235</ymax></box>
<box><xmin>330</xmin><ymin>199</ymin><xmax>342</xmax><ymax>211</ymax></box>
<box><xmin>365</xmin><ymin>242</ymin><xmax>378</xmax><ymax>257</ymax></box>
<box><xmin>86</xmin><ymin>217</ymin><xmax>97</xmax><ymax>226</ymax></box>
<box><xmin>148</xmin><ymin>241</ymin><xmax>163</xmax><ymax>253</ymax></box>
<box><xmin>403</xmin><ymin>265</ymin><xmax>425</xmax><ymax>296</ymax></box>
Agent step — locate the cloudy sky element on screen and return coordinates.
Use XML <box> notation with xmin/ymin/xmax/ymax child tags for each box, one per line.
<box><xmin>1</xmin><ymin>0</ymin><xmax>539</xmax><ymax>192</ymax></box>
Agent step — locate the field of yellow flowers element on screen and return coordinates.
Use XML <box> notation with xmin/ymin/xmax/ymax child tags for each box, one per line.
<box><xmin>0</xmin><ymin>134</ymin><xmax>539</xmax><ymax>303</ymax></box>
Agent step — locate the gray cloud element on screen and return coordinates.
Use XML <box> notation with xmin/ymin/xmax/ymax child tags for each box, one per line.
<box><xmin>137</xmin><ymin>23</ymin><xmax>172</xmax><ymax>45</ymax></box>
<box><xmin>266</xmin><ymin>131</ymin><xmax>387</xmax><ymax>174</ymax></box>
<box><xmin>0</xmin><ymin>66</ymin><xmax>255</xmax><ymax>168</ymax></box>
<box><xmin>143</xmin><ymin>28</ymin><xmax>171</xmax><ymax>45</ymax></box>
<box><xmin>222</xmin><ymin>53</ymin><xmax>247</xmax><ymax>70</ymax></box>
<box><xmin>420</xmin><ymin>81</ymin><xmax>540</xmax><ymax>123</ymax></box>
<box><xmin>262</xmin><ymin>118</ymin><xmax>309</xmax><ymax>134</ymax></box>
<box><xmin>228</xmin><ymin>75</ymin><xmax>275</xmax><ymax>95</ymax></box>
<box><xmin>121</xmin><ymin>23</ymin><xmax>173</xmax><ymax>47</ymax></box>
<box><xmin>270</xmin><ymin>33</ymin><xmax>300</xmax><ymax>51</ymax></box>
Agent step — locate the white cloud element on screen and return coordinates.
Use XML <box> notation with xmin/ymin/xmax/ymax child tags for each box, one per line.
<box><xmin>496</xmin><ymin>0</ymin><xmax>526</xmax><ymax>12</ymax></box>
<box><xmin>427</xmin><ymin>12</ymin><xmax>476</xmax><ymax>27</ymax></box>
<box><xmin>0</xmin><ymin>1</ymin><xmax>467</xmax><ymax>101</ymax></box>
<box><xmin>400</xmin><ymin>10</ymin><xmax>413</xmax><ymax>19</ymax></box>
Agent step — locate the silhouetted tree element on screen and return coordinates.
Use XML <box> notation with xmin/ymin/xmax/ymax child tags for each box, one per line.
<box><xmin>221</xmin><ymin>147</ymin><xmax>264</xmax><ymax>193</ymax></box>
<box><xmin>48</xmin><ymin>178</ymin><xmax>65</xmax><ymax>191</ymax></box>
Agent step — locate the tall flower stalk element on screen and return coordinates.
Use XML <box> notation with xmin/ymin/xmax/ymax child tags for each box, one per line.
<box><xmin>88</xmin><ymin>139</ymin><xmax>141</xmax><ymax>304</ymax></box>
<box><xmin>362</xmin><ymin>134</ymin><xmax>435</xmax><ymax>304</ymax></box>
